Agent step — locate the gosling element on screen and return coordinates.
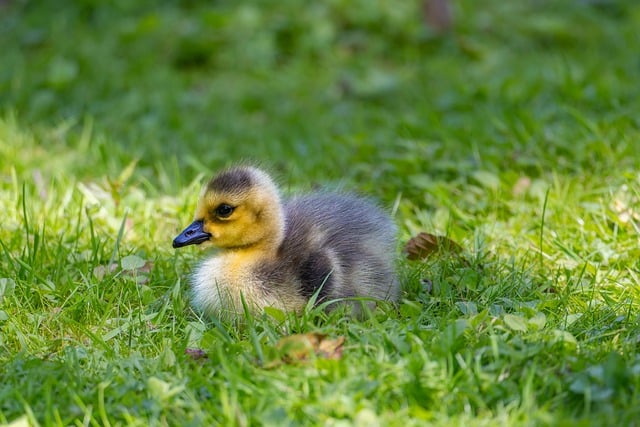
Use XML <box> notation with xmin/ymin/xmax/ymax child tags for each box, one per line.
<box><xmin>173</xmin><ymin>166</ymin><xmax>398</xmax><ymax>319</ymax></box>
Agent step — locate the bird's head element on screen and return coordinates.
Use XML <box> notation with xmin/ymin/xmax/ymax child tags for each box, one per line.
<box><xmin>173</xmin><ymin>166</ymin><xmax>285</xmax><ymax>251</ymax></box>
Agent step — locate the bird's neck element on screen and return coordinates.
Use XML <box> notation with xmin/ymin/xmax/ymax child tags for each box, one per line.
<box><xmin>227</xmin><ymin>213</ymin><xmax>284</xmax><ymax>259</ymax></box>
<box><xmin>221</xmin><ymin>240</ymin><xmax>279</xmax><ymax>280</ymax></box>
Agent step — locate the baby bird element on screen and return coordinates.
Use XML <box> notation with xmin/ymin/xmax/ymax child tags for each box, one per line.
<box><xmin>173</xmin><ymin>166</ymin><xmax>398</xmax><ymax>319</ymax></box>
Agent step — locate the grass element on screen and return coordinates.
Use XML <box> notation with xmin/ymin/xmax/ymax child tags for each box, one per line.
<box><xmin>1</xmin><ymin>0</ymin><xmax>640</xmax><ymax>425</ymax></box>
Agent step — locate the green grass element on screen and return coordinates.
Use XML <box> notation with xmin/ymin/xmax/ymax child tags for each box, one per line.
<box><xmin>1</xmin><ymin>0</ymin><xmax>640</xmax><ymax>425</ymax></box>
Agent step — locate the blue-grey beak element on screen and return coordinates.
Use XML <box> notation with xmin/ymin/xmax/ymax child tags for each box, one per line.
<box><xmin>173</xmin><ymin>219</ymin><xmax>211</xmax><ymax>248</ymax></box>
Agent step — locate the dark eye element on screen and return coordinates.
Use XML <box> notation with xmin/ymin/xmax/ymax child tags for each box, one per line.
<box><xmin>215</xmin><ymin>204</ymin><xmax>235</xmax><ymax>218</ymax></box>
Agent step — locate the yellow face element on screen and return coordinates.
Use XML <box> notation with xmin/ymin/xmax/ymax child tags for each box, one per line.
<box><xmin>173</xmin><ymin>167</ymin><xmax>285</xmax><ymax>251</ymax></box>
<box><xmin>192</xmin><ymin>187</ymin><xmax>273</xmax><ymax>249</ymax></box>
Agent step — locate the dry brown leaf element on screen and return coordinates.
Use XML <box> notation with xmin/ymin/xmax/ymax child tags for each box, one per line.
<box><xmin>265</xmin><ymin>333</ymin><xmax>345</xmax><ymax>368</ymax></box>
<box><xmin>423</xmin><ymin>0</ymin><xmax>453</xmax><ymax>33</ymax></box>
<box><xmin>404</xmin><ymin>232</ymin><xmax>463</xmax><ymax>261</ymax></box>
<box><xmin>92</xmin><ymin>263</ymin><xmax>118</xmax><ymax>280</ymax></box>
<box><xmin>138</xmin><ymin>260</ymin><xmax>155</xmax><ymax>274</ymax></box>
<box><xmin>316</xmin><ymin>335</ymin><xmax>345</xmax><ymax>360</ymax></box>
<box><xmin>185</xmin><ymin>348</ymin><xmax>208</xmax><ymax>360</ymax></box>
<box><xmin>132</xmin><ymin>260</ymin><xmax>155</xmax><ymax>285</ymax></box>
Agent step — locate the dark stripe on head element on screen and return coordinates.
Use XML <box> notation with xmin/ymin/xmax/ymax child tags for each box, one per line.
<box><xmin>208</xmin><ymin>168</ymin><xmax>253</xmax><ymax>194</ymax></box>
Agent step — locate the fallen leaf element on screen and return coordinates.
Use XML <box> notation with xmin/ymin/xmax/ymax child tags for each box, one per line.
<box><xmin>185</xmin><ymin>348</ymin><xmax>208</xmax><ymax>360</ymax></box>
<box><xmin>423</xmin><ymin>0</ymin><xmax>452</xmax><ymax>33</ymax></box>
<box><xmin>137</xmin><ymin>260</ymin><xmax>154</xmax><ymax>274</ymax></box>
<box><xmin>316</xmin><ymin>335</ymin><xmax>345</xmax><ymax>359</ymax></box>
<box><xmin>404</xmin><ymin>232</ymin><xmax>463</xmax><ymax>261</ymax></box>
<box><xmin>129</xmin><ymin>259</ymin><xmax>154</xmax><ymax>285</ymax></box>
<box><xmin>265</xmin><ymin>333</ymin><xmax>345</xmax><ymax>368</ymax></box>
<box><xmin>92</xmin><ymin>263</ymin><xmax>118</xmax><ymax>280</ymax></box>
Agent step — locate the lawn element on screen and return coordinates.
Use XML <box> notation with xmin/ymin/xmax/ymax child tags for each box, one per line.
<box><xmin>1</xmin><ymin>0</ymin><xmax>640</xmax><ymax>425</ymax></box>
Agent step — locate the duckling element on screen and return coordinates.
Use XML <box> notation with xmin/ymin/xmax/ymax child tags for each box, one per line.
<box><xmin>173</xmin><ymin>166</ymin><xmax>399</xmax><ymax>319</ymax></box>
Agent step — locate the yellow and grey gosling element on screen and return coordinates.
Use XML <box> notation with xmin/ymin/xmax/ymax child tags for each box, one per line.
<box><xmin>173</xmin><ymin>166</ymin><xmax>398</xmax><ymax>319</ymax></box>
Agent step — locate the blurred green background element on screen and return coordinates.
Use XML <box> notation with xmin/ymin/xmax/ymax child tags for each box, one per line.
<box><xmin>3</xmin><ymin>0</ymin><xmax>639</xmax><ymax>200</ymax></box>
